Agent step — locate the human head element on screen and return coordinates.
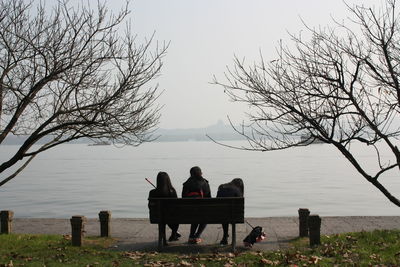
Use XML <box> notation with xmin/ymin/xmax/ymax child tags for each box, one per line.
<box><xmin>190</xmin><ymin>166</ymin><xmax>202</xmax><ymax>178</ymax></box>
<box><xmin>231</xmin><ymin>178</ymin><xmax>244</xmax><ymax>195</ymax></box>
<box><xmin>156</xmin><ymin>171</ymin><xmax>172</xmax><ymax>189</ymax></box>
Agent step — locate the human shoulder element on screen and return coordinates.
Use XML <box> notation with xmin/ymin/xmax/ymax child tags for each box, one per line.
<box><xmin>233</xmin><ymin>186</ymin><xmax>243</xmax><ymax>197</ymax></box>
<box><xmin>148</xmin><ymin>189</ymin><xmax>157</xmax><ymax>198</ymax></box>
<box><xmin>201</xmin><ymin>178</ymin><xmax>210</xmax><ymax>189</ymax></box>
<box><xmin>217</xmin><ymin>183</ymin><xmax>242</xmax><ymax>197</ymax></box>
<box><xmin>183</xmin><ymin>177</ymin><xmax>193</xmax><ymax>186</ymax></box>
<box><xmin>170</xmin><ymin>188</ymin><xmax>178</xmax><ymax>198</ymax></box>
<box><xmin>218</xmin><ymin>182</ymin><xmax>229</xmax><ymax>189</ymax></box>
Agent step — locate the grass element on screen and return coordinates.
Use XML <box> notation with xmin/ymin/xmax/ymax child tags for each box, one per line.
<box><xmin>1</xmin><ymin>230</ymin><xmax>400</xmax><ymax>266</ymax></box>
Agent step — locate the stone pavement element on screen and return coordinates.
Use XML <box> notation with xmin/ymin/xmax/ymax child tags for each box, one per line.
<box><xmin>11</xmin><ymin>216</ymin><xmax>400</xmax><ymax>253</ymax></box>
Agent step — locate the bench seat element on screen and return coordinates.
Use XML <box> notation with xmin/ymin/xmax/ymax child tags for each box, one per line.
<box><xmin>148</xmin><ymin>197</ymin><xmax>244</xmax><ymax>251</ymax></box>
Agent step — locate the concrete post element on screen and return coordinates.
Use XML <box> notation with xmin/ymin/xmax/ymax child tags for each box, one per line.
<box><xmin>0</xmin><ymin>210</ymin><xmax>14</xmax><ymax>234</ymax></box>
<box><xmin>298</xmin><ymin>208</ymin><xmax>310</xmax><ymax>237</ymax></box>
<box><xmin>99</xmin><ymin>210</ymin><xmax>111</xmax><ymax>237</ymax></box>
<box><xmin>70</xmin><ymin>215</ymin><xmax>86</xmax><ymax>246</ymax></box>
<box><xmin>308</xmin><ymin>214</ymin><xmax>321</xmax><ymax>247</ymax></box>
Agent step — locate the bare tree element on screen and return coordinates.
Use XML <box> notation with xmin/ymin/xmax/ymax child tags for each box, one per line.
<box><xmin>0</xmin><ymin>0</ymin><xmax>167</xmax><ymax>186</ymax></box>
<box><xmin>214</xmin><ymin>0</ymin><xmax>400</xmax><ymax>206</ymax></box>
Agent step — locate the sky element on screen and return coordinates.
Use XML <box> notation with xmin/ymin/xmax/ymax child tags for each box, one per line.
<box><xmin>83</xmin><ymin>0</ymin><xmax>378</xmax><ymax>129</ymax></box>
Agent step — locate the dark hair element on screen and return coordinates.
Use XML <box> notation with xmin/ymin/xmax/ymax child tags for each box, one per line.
<box><xmin>231</xmin><ymin>178</ymin><xmax>244</xmax><ymax>195</ymax></box>
<box><xmin>156</xmin><ymin>172</ymin><xmax>176</xmax><ymax>196</ymax></box>
<box><xmin>190</xmin><ymin>166</ymin><xmax>202</xmax><ymax>178</ymax></box>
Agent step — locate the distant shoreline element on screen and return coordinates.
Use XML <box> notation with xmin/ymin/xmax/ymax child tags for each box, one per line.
<box><xmin>2</xmin><ymin>121</ymin><xmax>247</xmax><ymax>145</ymax></box>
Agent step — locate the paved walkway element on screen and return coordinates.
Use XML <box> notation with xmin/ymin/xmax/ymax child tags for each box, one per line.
<box><xmin>11</xmin><ymin>216</ymin><xmax>400</xmax><ymax>253</ymax></box>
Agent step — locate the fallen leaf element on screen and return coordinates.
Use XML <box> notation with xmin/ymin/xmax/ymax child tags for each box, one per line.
<box><xmin>260</xmin><ymin>258</ymin><xmax>274</xmax><ymax>264</ymax></box>
<box><xmin>178</xmin><ymin>260</ymin><xmax>192</xmax><ymax>267</ymax></box>
<box><xmin>309</xmin><ymin>256</ymin><xmax>322</xmax><ymax>264</ymax></box>
<box><xmin>369</xmin><ymin>254</ymin><xmax>380</xmax><ymax>260</ymax></box>
<box><xmin>146</xmin><ymin>263</ymin><xmax>163</xmax><ymax>267</ymax></box>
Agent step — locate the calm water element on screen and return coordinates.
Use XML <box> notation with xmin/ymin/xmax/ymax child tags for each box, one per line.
<box><xmin>1</xmin><ymin>141</ymin><xmax>400</xmax><ymax>218</ymax></box>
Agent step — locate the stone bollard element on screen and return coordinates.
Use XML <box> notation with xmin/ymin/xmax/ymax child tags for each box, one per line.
<box><xmin>0</xmin><ymin>210</ymin><xmax>14</xmax><ymax>234</ymax></box>
<box><xmin>308</xmin><ymin>214</ymin><xmax>321</xmax><ymax>247</ymax></box>
<box><xmin>298</xmin><ymin>208</ymin><xmax>310</xmax><ymax>237</ymax></box>
<box><xmin>99</xmin><ymin>210</ymin><xmax>111</xmax><ymax>237</ymax></box>
<box><xmin>70</xmin><ymin>215</ymin><xmax>86</xmax><ymax>246</ymax></box>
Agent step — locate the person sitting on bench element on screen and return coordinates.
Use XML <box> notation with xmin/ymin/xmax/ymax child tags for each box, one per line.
<box><xmin>182</xmin><ymin>166</ymin><xmax>211</xmax><ymax>244</ymax></box>
<box><xmin>216</xmin><ymin>178</ymin><xmax>244</xmax><ymax>245</ymax></box>
<box><xmin>148</xmin><ymin>171</ymin><xmax>181</xmax><ymax>243</ymax></box>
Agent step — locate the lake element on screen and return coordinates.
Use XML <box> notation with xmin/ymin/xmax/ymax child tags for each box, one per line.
<box><xmin>0</xmin><ymin>141</ymin><xmax>399</xmax><ymax>218</ymax></box>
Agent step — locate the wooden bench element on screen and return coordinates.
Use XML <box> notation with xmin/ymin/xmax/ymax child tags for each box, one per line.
<box><xmin>148</xmin><ymin>197</ymin><xmax>244</xmax><ymax>251</ymax></box>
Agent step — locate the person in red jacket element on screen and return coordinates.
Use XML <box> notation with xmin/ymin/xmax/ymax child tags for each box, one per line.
<box><xmin>182</xmin><ymin>166</ymin><xmax>211</xmax><ymax>244</ymax></box>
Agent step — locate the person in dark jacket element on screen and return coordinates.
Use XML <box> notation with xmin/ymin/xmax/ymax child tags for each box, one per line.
<box><xmin>182</xmin><ymin>166</ymin><xmax>211</xmax><ymax>244</ymax></box>
<box><xmin>216</xmin><ymin>178</ymin><xmax>244</xmax><ymax>245</ymax></box>
<box><xmin>148</xmin><ymin>172</ymin><xmax>181</xmax><ymax>242</ymax></box>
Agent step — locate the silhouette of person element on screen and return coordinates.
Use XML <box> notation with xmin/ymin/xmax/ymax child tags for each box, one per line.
<box><xmin>216</xmin><ymin>178</ymin><xmax>244</xmax><ymax>245</ymax></box>
<box><xmin>148</xmin><ymin>171</ymin><xmax>181</xmax><ymax>243</ymax></box>
<box><xmin>182</xmin><ymin>166</ymin><xmax>211</xmax><ymax>244</ymax></box>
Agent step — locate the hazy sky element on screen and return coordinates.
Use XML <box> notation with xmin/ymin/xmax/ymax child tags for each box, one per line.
<box><xmin>93</xmin><ymin>1</ymin><xmax>378</xmax><ymax>128</ymax></box>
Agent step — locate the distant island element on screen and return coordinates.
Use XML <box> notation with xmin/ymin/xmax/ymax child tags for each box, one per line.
<box><xmin>154</xmin><ymin>120</ymin><xmax>246</xmax><ymax>142</ymax></box>
<box><xmin>2</xmin><ymin>120</ymin><xmax>246</xmax><ymax>145</ymax></box>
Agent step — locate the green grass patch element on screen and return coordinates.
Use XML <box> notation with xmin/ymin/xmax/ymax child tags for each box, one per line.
<box><xmin>0</xmin><ymin>234</ymin><xmax>126</xmax><ymax>267</ymax></box>
<box><xmin>281</xmin><ymin>229</ymin><xmax>400</xmax><ymax>266</ymax></box>
<box><xmin>1</xmin><ymin>230</ymin><xmax>400</xmax><ymax>266</ymax></box>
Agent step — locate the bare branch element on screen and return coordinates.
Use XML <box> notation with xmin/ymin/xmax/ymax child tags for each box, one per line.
<box><xmin>214</xmin><ymin>0</ymin><xmax>400</xmax><ymax>207</ymax></box>
<box><xmin>0</xmin><ymin>0</ymin><xmax>166</xmax><ymax>186</ymax></box>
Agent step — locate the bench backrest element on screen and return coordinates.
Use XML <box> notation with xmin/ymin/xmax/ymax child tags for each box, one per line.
<box><xmin>148</xmin><ymin>197</ymin><xmax>244</xmax><ymax>224</ymax></box>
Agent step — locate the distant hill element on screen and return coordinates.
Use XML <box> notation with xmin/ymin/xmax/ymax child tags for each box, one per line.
<box><xmin>1</xmin><ymin>135</ymin><xmax>90</xmax><ymax>145</ymax></box>
<box><xmin>154</xmin><ymin>120</ymin><xmax>246</xmax><ymax>142</ymax></box>
<box><xmin>2</xmin><ymin>121</ymin><xmax>245</xmax><ymax>145</ymax></box>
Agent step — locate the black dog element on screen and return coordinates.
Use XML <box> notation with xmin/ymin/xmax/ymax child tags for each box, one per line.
<box><xmin>243</xmin><ymin>226</ymin><xmax>266</xmax><ymax>247</ymax></box>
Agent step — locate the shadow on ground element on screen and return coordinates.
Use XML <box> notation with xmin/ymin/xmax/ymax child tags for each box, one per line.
<box><xmin>110</xmin><ymin>241</ymin><xmax>253</xmax><ymax>254</ymax></box>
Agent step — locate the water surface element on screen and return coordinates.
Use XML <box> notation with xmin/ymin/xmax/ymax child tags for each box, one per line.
<box><xmin>1</xmin><ymin>141</ymin><xmax>399</xmax><ymax>218</ymax></box>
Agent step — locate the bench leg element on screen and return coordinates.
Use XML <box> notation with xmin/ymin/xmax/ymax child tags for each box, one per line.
<box><xmin>231</xmin><ymin>223</ymin><xmax>236</xmax><ymax>252</ymax></box>
<box><xmin>158</xmin><ymin>224</ymin><xmax>166</xmax><ymax>251</ymax></box>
